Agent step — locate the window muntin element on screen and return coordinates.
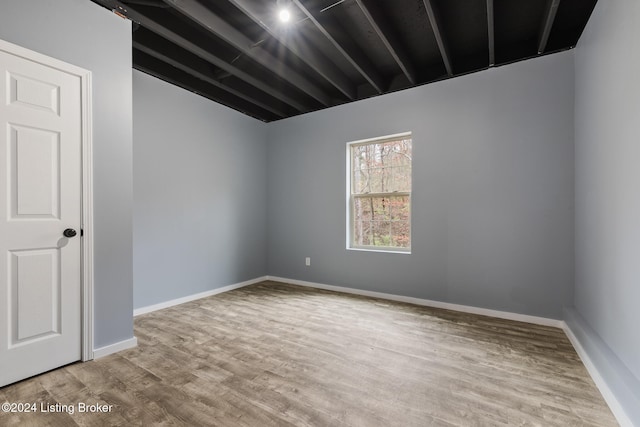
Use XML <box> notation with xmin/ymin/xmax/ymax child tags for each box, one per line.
<box><xmin>348</xmin><ymin>133</ymin><xmax>412</xmax><ymax>252</ymax></box>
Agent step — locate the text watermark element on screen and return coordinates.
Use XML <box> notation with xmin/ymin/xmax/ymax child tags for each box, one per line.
<box><xmin>2</xmin><ymin>402</ymin><xmax>113</xmax><ymax>415</ymax></box>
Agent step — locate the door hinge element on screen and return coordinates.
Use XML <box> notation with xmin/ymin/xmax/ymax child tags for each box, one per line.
<box><xmin>80</xmin><ymin>229</ymin><xmax>84</xmax><ymax>237</ymax></box>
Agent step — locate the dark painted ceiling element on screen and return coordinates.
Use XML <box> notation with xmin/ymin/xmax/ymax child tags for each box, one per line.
<box><xmin>91</xmin><ymin>0</ymin><xmax>598</xmax><ymax>122</ymax></box>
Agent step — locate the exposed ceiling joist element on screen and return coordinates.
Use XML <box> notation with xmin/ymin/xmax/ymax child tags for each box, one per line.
<box><xmin>226</xmin><ymin>0</ymin><xmax>357</xmax><ymax>100</ymax></box>
<box><xmin>487</xmin><ymin>0</ymin><xmax>495</xmax><ymax>66</ymax></box>
<box><xmin>422</xmin><ymin>0</ymin><xmax>453</xmax><ymax>76</ymax></box>
<box><xmin>91</xmin><ymin>0</ymin><xmax>599</xmax><ymax>122</ymax></box>
<box><xmin>122</xmin><ymin>0</ymin><xmax>168</xmax><ymax>7</ymax></box>
<box><xmin>134</xmin><ymin>50</ymin><xmax>279</xmax><ymax>121</ymax></box>
<box><xmin>162</xmin><ymin>0</ymin><xmax>331</xmax><ymax>107</ymax></box>
<box><xmin>538</xmin><ymin>0</ymin><xmax>561</xmax><ymax>54</ymax></box>
<box><xmin>291</xmin><ymin>0</ymin><xmax>386</xmax><ymax>94</ymax></box>
<box><xmin>354</xmin><ymin>0</ymin><xmax>417</xmax><ymax>85</ymax></box>
<box><xmin>133</xmin><ymin>40</ymin><xmax>288</xmax><ymax>118</ymax></box>
<box><xmin>93</xmin><ymin>0</ymin><xmax>310</xmax><ymax>112</ymax></box>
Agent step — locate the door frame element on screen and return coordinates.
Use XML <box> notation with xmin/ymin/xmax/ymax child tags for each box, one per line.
<box><xmin>0</xmin><ymin>39</ymin><xmax>95</xmax><ymax>361</ymax></box>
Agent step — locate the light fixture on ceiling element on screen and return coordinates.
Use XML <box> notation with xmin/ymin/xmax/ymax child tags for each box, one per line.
<box><xmin>277</xmin><ymin>0</ymin><xmax>292</xmax><ymax>23</ymax></box>
<box><xmin>279</xmin><ymin>8</ymin><xmax>291</xmax><ymax>23</ymax></box>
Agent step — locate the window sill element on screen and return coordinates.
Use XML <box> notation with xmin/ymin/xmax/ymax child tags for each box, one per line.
<box><xmin>347</xmin><ymin>247</ymin><xmax>411</xmax><ymax>255</ymax></box>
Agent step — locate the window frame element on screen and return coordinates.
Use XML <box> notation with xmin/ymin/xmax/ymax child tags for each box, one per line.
<box><xmin>346</xmin><ymin>132</ymin><xmax>412</xmax><ymax>254</ymax></box>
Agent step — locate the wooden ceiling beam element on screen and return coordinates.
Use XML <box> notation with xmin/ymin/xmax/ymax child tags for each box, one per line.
<box><xmin>487</xmin><ymin>0</ymin><xmax>495</xmax><ymax>66</ymax></box>
<box><xmin>227</xmin><ymin>0</ymin><xmax>357</xmax><ymax>100</ymax></box>
<box><xmin>354</xmin><ymin>0</ymin><xmax>416</xmax><ymax>85</ymax></box>
<box><xmin>133</xmin><ymin>39</ymin><xmax>288</xmax><ymax>118</ymax></box>
<box><xmin>163</xmin><ymin>0</ymin><xmax>332</xmax><ymax>107</ymax></box>
<box><xmin>121</xmin><ymin>0</ymin><xmax>168</xmax><ymax>7</ymax></box>
<box><xmin>422</xmin><ymin>0</ymin><xmax>453</xmax><ymax>76</ymax></box>
<box><xmin>538</xmin><ymin>0</ymin><xmax>561</xmax><ymax>54</ymax></box>
<box><xmin>92</xmin><ymin>0</ymin><xmax>310</xmax><ymax>112</ymax></box>
<box><xmin>133</xmin><ymin>50</ymin><xmax>278</xmax><ymax>122</ymax></box>
<box><xmin>291</xmin><ymin>0</ymin><xmax>386</xmax><ymax>94</ymax></box>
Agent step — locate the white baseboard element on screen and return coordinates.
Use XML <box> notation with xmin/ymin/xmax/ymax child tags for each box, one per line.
<box><xmin>562</xmin><ymin>317</ymin><xmax>635</xmax><ymax>427</ymax></box>
<box><xmin>133</xmin><ymin>276</ymin><xmax>268</xmax><ymax>317</ymax></box>
<box><xmin>266</xmin><ymin>276</ymin><xmax>564</xmax><ymax>328</ymax></box>
<box><xmin>93</xmin><ymin>337</ymin><xmax>138</xmax><ymax>359</ymax></box>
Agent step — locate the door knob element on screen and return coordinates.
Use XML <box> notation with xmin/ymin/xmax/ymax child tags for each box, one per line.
<box><xmin>63</xmin><ymin>228</ymin><xmax>77</xmax><ymax>238</ymax></box>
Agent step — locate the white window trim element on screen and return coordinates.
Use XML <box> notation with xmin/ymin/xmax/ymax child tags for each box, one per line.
<box><xmin>346</xmin><ymin>132</ymin><xmax>412</xmax><ymax>254</ymax></box>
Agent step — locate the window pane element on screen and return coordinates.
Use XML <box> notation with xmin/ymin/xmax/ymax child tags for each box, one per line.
<box><xmin>370</xmin><ymin>220</ymin><xmax>391</xmax><ymax>246</ymax></box>
<box><xmin>389</xmin><ymin>195</ymin><xmax>410</xmax><ymax>221</ymax></box>
<box><xmin>353</xmin><ymin>219</ymin><xmax>372</xmax><ymax>246</ymax></box>
<box><xmin>391</xmin><ymin>220</ymin><xmax>411</xmax><ymax>248</ymax></box>
<box><xmin>353</xmin><ymin>196</ymin><xmax>410</xmax><ymax>249</ymax></box>
<box><xmin>351</xmin><ymin>138</ymin><xmax>412</xmax><ymax>195</ymax></box>
<box><xmin>390</xmin><ymin>165</ymin><xmax>411</xmax><ymax>192</ymax></box>
<box><xmin>352</xmin><ymin>168</ymin><xmax>370</xmax><ymax>194</ymax></box>
<box><xmin>352</xmin><ymin>144</ymin><xmax>370</xmax><ymax>193</ymax></box>
<box><xmin>353</xmin><ymin>197</ymin><xmax>372</xmax><ymax>222</ymax></box>
<box><xmin>371</xmin><ymin>197</ymin><xmax>391</xmax><ymax>221</ymax></box>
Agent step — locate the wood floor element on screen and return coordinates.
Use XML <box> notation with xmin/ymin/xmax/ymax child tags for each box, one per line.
<box><xmin>0</xmin><ymin>281</ymin><xmax>617</xmax><ymax>426</ymax></box>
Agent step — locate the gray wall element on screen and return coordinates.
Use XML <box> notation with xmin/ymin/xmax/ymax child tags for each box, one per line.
<box><xmin>133</xmin><ymin>71</ymin><xmax>268</xmax><ymax>309</ymax></box>
<box><xmin>573</xmin><ymin>0</ymin><xmax>640</xmax><ymax>422</ymax></box>
<box><xmin>267</xmin><ymin>52</ymin><xmax>575</xmax><ymax>319</ymax></box>
<box><xmin>0</xmin><ymin>0</ymin><xmax>134</xmax><ymax>349</ymax></box>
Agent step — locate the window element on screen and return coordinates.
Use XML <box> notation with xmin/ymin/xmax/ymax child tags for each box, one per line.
<box><xmin>347</xmin><ymin>133</ymin><xmax>412</xmax><ymax>253</ymax></box>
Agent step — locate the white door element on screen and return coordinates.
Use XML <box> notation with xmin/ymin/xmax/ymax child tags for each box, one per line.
<box><xmin>0</xmin><ymin>45</ymin><xmax>83</xmax><ymax>387</ymax></box>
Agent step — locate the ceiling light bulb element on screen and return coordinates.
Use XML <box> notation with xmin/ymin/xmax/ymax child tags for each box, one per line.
<box><xmin>279</xmin><ymin>8</ymin><xmax>291</xmax><ymax>23</ymax></box>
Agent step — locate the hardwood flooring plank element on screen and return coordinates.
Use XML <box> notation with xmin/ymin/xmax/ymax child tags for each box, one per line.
<box><xmin>0</xmin><ymin>281</ymin><xmax>618</xmax><ymax>426</ymax></box>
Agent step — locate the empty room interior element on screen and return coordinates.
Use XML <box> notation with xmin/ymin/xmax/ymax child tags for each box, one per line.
<box><xmin>0</xmin><ymin>0</ymin><xmax>639</xmax><ymax>425</ymax></box>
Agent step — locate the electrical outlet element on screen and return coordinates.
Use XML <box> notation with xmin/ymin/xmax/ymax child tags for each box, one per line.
<box><xmin>305</xmin><ymin>257</ymin><xmax>311</xmax><ymax>266</ymax></box>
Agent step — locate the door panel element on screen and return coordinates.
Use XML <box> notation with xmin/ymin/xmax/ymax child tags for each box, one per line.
<box><xmin>0</xmin><ymin>46</ymin><xmax>82</xmax><ymax>387</ymax></box>
<box><xmin>9</xmin><ymin>72</ymin><xmax>60</xmax><ymax>115</ymax></box>
<box><xmin>10</xmin><ymin>125</ymin><xmax>61</xmax><ymax>218</ymax></box>
<box><xmin>11</xmin><ymin>249</ymin><xmax>60</xmax><ymax>343</ymax></box>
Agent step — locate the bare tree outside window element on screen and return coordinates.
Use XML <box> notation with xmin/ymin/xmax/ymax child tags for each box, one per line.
<box><xmin>348</xmin><ymin>134</ymin><xmax>412</xmax><ymax>252</ymax></box>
